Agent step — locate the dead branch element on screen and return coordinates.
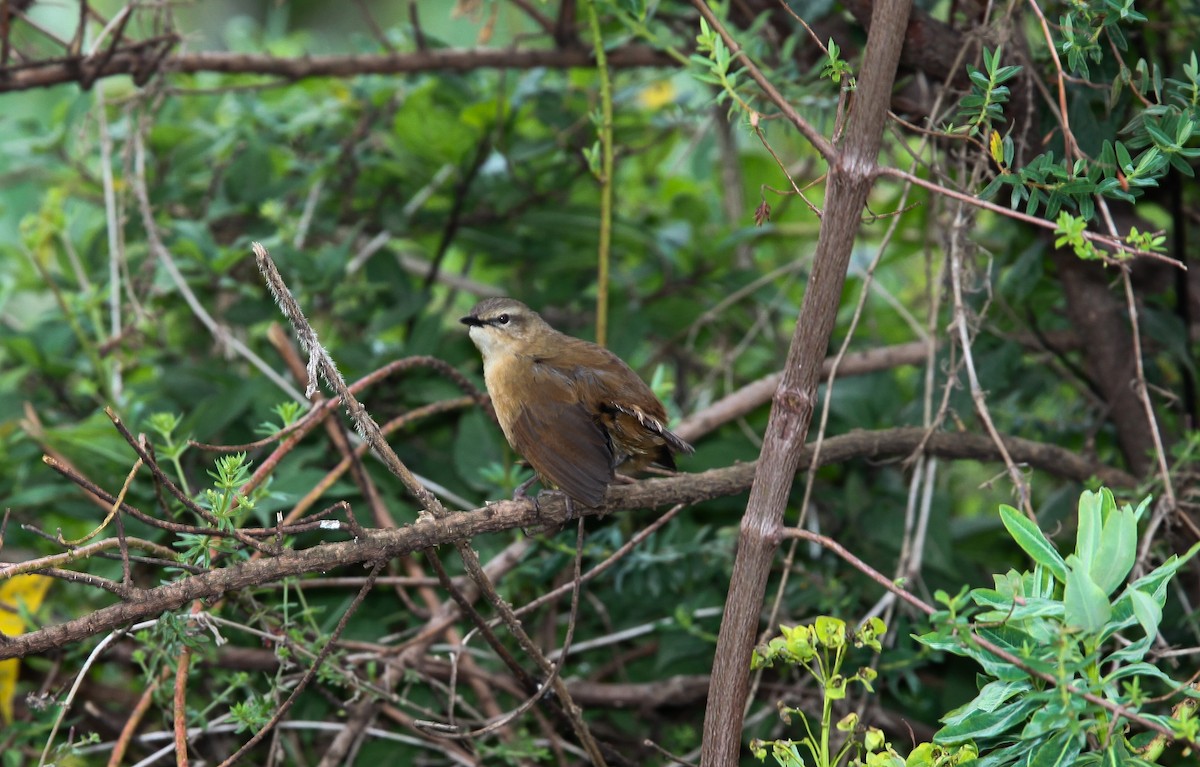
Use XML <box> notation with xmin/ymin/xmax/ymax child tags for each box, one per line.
<box><xmin>0</xmin><ymin>44</ymin><xmax>676</xmax><ymax>93</ymax></box>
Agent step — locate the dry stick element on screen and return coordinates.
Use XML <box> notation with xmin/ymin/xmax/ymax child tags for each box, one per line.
<box><xmin>947</xmin><ymin>203</ymin><xmax>1035</xmax><ymax>517</ymax></box>
<box><xmin>252</xmin><ymin>244</ymin><xmax>441</xmax><ymax>512</ymax></box>
<box><xmin>130</xmin><ymin>128</ymin><xmax>306</xmax><ymax>403</ymax></box>
<box><xmin>106</xmin><ymin>669</ymin><xmax>166</xmax><ymax>767</ymax></box>
<box><xmin>696</xmin><ymin>0</ymin><xmax>913</xmax><ymax>761</ymax></box>
<box><xmin>252</xmin><ymin>244</ymin><xmax>608</xmax><ymax>766</ymax></box>
<box><xmin>2</xmin><ymin>44</ymin><xmax>676</xmax><ymax>93</ymax></box>
<box><xmin>780</xmin><ymin>527</ymin><xmax>1200</xmax><ymax>752</ymax></box>
<box><xmin>258</xmin><ymin>254</ymin><xmax>486</xmax><ymax>763</ymax></box>
<box><xmin>214</xmin><ymin>562</ymin><xmax>385</xmax><ymax>767</ymax></box>
<box><xmin>174</xmin><ymin>625</ymin><xmax>193</xmax><ymax>767</ymax></box>
<box><xmin>268</xmin><ymin>334</ymin><xmax>492</xmax><ymax>741</ymax></box>
<box><xmin>674</xmin><ymin>341</ymin><xmax>931</xmax><ymax>443</ymax></box>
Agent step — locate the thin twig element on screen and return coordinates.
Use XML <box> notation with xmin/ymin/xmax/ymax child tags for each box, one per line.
<box><xmin>688</xmin><ymin>0</ymin><xmax>836</xmax><ymax>162</ymax></box>
<box><xmin>215</xmin><ymin>562</ymin><xmax>386</xmax><ymax>766</ymax></box>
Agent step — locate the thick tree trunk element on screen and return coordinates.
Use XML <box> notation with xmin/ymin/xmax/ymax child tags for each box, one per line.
<box><xmin>698</xmin><ymin>0</ymin><xmax>914</xmax><ymax>762</ymax></box>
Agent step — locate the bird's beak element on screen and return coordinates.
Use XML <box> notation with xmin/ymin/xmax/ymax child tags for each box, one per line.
<box><xmin>460</xmin><ymin>315</ymin><xmax>483</xmax><ymax>327</ymax></box>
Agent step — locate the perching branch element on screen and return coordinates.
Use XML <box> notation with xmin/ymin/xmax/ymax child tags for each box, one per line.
<box><xmin>3</xmin><ymin>426</ymin><xmax>1133</xmax><ymax>660</ymax></box>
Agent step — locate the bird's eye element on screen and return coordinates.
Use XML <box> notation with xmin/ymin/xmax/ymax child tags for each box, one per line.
<box><xmin>497</xmin><ymin>314</ymin><xmax>510</xmax><ymax>325</ymax></box>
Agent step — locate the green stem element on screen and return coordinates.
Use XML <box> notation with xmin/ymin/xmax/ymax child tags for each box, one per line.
<box><xmin>586</xmin><ymin>0</ymin><xmax>614</xmax><ymax>347</ymax></box>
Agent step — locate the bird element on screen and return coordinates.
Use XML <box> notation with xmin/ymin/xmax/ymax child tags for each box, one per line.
<box><xmin>461</xmin><ymin>297</ymin><xmax>693</xmax><ymax>509</ymax></box>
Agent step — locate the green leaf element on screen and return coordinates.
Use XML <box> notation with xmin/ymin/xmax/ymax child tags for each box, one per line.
<box><xmin>1064</xmin><ymin>554</ymin><xmax>1112</xmax><ymax>632</ymax></box>
<box><xmin>936</xmin><ymin>697</ymin><xmax>1042</xmax><ymax>742</ymax></box>
<box><xmin>999</xmin><ymin>505</ymin><xmax>1067</xmax><ymax>582</ymax></box>
<box><xmin>941</xmin><ymin>680</ymin><xmax>1031</xmax><ymax>724</ymax></box>
<box><xmin>1091</xmin><ymin>494</ymin><xmax>1136</xmax><ymax>595</ymax></box>
<box><xmin>1143</xmin><ymin>121</ymin><xmax>1174</xmax><ymax>147</ymax></box>
<box><xmin>1128</xmin><ymin>588</ymin><xmax>1163</xmax><ymax>637</ymax></box>
<box><xmin>1101</xmin><ymin>660</ymin><xmax>1179</xmax><ymax>686</ymax></box>
<box><xmin>1028</xmin><ymin>730</ymin><xmax>1083</xmax><ymax>767</ymax></box>
<box><xmin>814</xmin><ymin>615</ymin><xmax>846</xmax><ymax>649</ymax></box>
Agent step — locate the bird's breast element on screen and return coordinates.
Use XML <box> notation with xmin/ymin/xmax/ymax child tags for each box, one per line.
<box><xmin>483</xmin><ymin>354</ymin><xmax>544</xmax><ymax>436</ymax></box>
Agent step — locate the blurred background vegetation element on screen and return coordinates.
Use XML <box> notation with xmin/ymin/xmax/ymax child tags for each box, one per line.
<box><xmin>0</xmin><ymin>0</ymin><xmax>1197</xmax><ymax>765</ymax></box>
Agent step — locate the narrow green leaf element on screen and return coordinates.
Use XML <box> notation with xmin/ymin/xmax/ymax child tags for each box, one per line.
<box><xmin>1128</xmin><ymin>588</ymin><xmax>1163</xmax><ymax>637</ymax></box>
<box><xmin>979</xmin><ymin>176</ymin><xmax>1006</xmax><ymax>200</ymax></box>
<box><xmin>999</xmin><ymin>505</ymin><xmax>1067</xmax><ymax>582</ymax></box>
<box><xmin>1116</xmin><ymin>141</ymin><xmax>1133</xmax><ymax>168</ymax></box>
<box><xmin>1142</xmin><ymin>121</ymin><xmax>1173</xmax><ymax>147</ymax></box>
<box><xmin>1101</xmin><ymin>660</ymin><xmax>1177</xmax><ymax>685</ymax></box>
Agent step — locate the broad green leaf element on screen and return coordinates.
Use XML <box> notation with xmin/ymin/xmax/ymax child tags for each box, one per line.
<box><xmin>965</xmin><ymin>679</ymin><xmax>1032</xmax><ymax>717</ymax></box>
<box><xmin>935</xmin><ymin>697</ymin><xmax>1041</xmax><ymax>742</ymax></box>
<box><xmin>1064</xmin><ymin>554</ymin><xmax>1111</xmax><ymax>632</ymax></box>
<box><xmin>1028</xmin><ymin>730</ymin><xmax>1083</xmax><ymax>767</ymax></box>
<box><xmin>999</xmin><ymin>505</ymin><xmax>1067</xmax><ymax>582</ymax></box>
<box><xmin>1092</xmin><ymin>495</ymin><xmax>1136</xmax><ymax>595</ymax></box>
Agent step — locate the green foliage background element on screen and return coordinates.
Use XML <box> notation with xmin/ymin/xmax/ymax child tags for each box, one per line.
<box><xmin>0</xmin><ymin>0</ymin><xmax>1197</xmax><ymax>765</ymax></box>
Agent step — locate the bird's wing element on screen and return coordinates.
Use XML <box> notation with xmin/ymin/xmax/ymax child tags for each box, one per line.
<box><xmin>507</xmin><ymin>398</ymin><xmax>613</xmax><ymax>508</ymax></box>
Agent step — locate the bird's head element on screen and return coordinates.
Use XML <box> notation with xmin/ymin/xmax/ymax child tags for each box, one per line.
<box><xmin>460</xmin><ymin>297</ymin><xmax>551</xmax><ymax>359</ymax></box>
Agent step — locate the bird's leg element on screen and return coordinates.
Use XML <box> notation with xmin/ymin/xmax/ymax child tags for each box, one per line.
<box><xmin>512</xmin><ymin>474</ymin><xmax>539</xmax><ymax>503</ymax></box>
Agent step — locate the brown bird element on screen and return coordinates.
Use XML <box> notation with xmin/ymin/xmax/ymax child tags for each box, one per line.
<box><xmin>461</xmin><ymin>297</ymin><xmax>693</xmax><ymax>509</ymax></box>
